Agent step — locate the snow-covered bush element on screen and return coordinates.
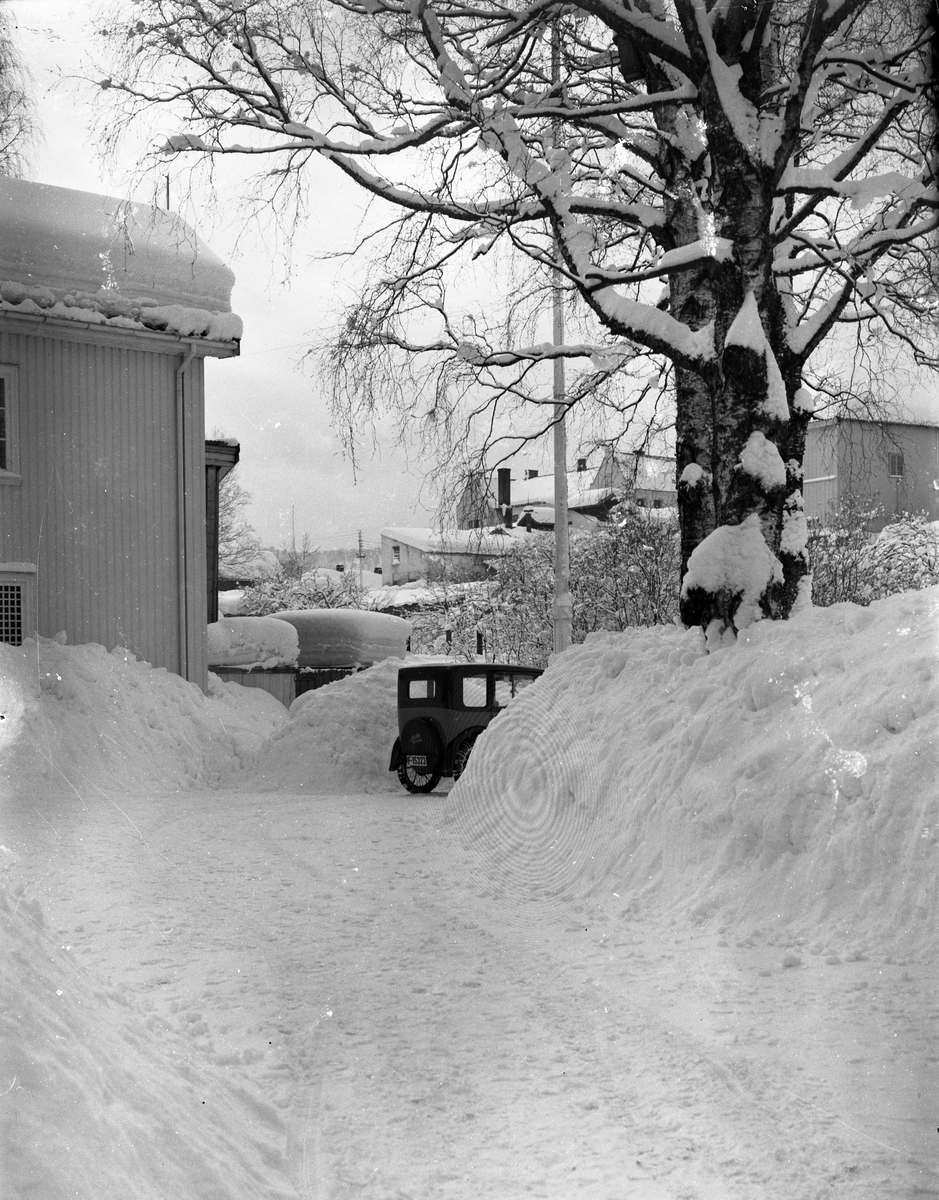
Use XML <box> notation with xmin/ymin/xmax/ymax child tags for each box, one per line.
<box><xmin>807</xmin><ymin>495</ymin><xmax>881</xmax><ymax>607</ymax></box>
<box><xmin>415</xmin><ymin>505</ymin><xmax>680</xmax><ymax>666</ymax></box>
<box><xmin>239</xmin><ymin>566</ymin><xmax>366</xmax><ymax>616</ymax></box>
<box><xmin>809</xmin><ymin>498</ymin><xmax>939</xmax><ymax>607</ymax></box>
<box><xmin>869</xmin><ymin>515</ymin><xmax>939</xmax><ymax>598</ymax></box>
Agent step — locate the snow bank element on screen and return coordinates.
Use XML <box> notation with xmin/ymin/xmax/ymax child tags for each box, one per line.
<box><xmin>207</xmin><ymin>616</ymin><xmax>299</xmax><ymax>668</ymax></box>
<box><xmin>441</xmin><ymin>587</ymin><xmax>939</xmax><ymax>958</ymax></box>
<box><xmin>0</xmin><ymin>638</ymin><xmax>287</xmax><ymax>797</ymax></box>
<box><xmin>238</xmin><ymin>657</ymin><xmax>403</xmax><ymax>793</ymax></box>
<box><xmin>0</xmin><ymin>882</ymin><xmax>296</xmax><ymax>1200</ymax></box>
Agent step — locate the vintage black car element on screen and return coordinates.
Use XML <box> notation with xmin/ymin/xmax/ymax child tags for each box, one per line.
<box><xmin>389</xmin><ymin>662</ymin><xmax>543</xmax><ymax>792</ymax></box>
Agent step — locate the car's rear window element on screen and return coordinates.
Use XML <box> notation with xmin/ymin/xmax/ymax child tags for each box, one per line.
<box><xmin>406</xmin><ymin>677</ymin><xmax>436</xmax><ymax>701</ymax></box>
<box><xmin>459</xmin><ymin>674</ymin><xmax>488</xmax><ymax>708</ymax></box>
<box><xmin>494</xmin><ymin>672</ymin><xmax>538</xmax><ymax>707</ymax></box>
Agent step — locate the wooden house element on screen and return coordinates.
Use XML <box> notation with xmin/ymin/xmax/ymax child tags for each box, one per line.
<box><xmin>455</xmin><ymin>449</ymin><xmax>676</xmax><ymax>529</ymax></box>
<box><xmin>0</xmin><ymin>178</ymin><xmax>241</xmax><ymax>690</ymax></box>
<box><xmin>804</xmin><ymin>414</ymin><xmax>939</xmax><ymax>530</ymax></box>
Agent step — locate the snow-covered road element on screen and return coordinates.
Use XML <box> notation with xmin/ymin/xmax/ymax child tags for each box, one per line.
<box><xmin>5</xmin><ymin>781</ymin><xmax>935</xmax><ymax>1199</ymax></box>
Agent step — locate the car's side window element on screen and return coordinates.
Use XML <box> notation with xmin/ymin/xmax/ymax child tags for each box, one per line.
<box><xmin>511</xmin><ymin>674</ymin><xmax>537</xmax><ymax>697</ymax></box>
<box><xmin>408</xmin><ymin>678</ymin><xmax>435</xmax><ymax>700</ymax></box>
<box><xmin>460</xmin><ymin>674</ymin><xmax>488</xmax><ymax>708</ymax></box>
<box><xmin>493</xmin><ymin>676</ymin><xmax>512</xmax><ymax>708</ymax></box>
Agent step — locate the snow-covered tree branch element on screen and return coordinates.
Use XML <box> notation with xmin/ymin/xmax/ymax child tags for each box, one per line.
<box><xmin>94</xmin><ymin>0</ymin><xmax>938</xmax><ymax>632</ymax></box>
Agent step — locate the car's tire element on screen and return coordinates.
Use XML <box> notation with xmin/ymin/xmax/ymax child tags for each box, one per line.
<box><xmin>451</xmin><ymin>733</ymin><xmax>478</xmax><ymax>781</ymax></box>
<box><xmin>396</xmin><ymin>719</ymin><xmax>443</xmax><ymax>793</ymax></box>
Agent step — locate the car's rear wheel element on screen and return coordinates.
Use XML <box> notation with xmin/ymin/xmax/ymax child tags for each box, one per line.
<box><xmin>397</xmin><ymin>719</ymin><xmax>443</xmax><ymax>793</ymax></box>
<box><xmin>452</xmin><ymin>733</ymin><xmax>478</xmax><ymax>781</ymax></box>
<box><xmin>396</xmin><ymin>759</ymin><xmax>442</xmax><ymax>793</ymax></box>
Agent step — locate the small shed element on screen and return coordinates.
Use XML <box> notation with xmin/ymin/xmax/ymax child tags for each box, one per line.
<box><xmin>0</xmin><ymin>178</ymin><xmax>242</xmax><ymax>690</ymax></box>
<box><xmin>380</xmin><ymin>526</ymin><xmax>523</xmax><ymax>584</ymax></box>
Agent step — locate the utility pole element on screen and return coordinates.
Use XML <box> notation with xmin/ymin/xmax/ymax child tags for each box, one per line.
<box><xmin>552</xmin><ymin>22</ymin><xmax>573</xmax><ymax>655</ymax></box>
<box><xmin>357</xmin><ymin>530</ymin><xmax>365</xmax><ymax>590</ymax></box>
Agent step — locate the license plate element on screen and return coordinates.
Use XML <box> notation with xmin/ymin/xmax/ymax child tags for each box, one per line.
<box><xmin>407</xmin><ymin>755</ymin><xmax>428</xmax><ymax>769</ymax></box>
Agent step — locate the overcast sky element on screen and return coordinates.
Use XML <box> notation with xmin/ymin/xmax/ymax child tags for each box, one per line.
<box><xmin>8</xmin><ymin>0</ymin><xmax>445</xmax><ymax>552</ymax></box>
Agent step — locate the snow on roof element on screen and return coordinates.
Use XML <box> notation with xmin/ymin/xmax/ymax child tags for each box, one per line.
<box><xmin>380</xmin><ymin>526</ymin><xmax>525</xmax><ymax>555</ymax></box>
<box><xmin>812</xmin><ymin>392</ymin><xmax>939</xmax><ymax>429</ymax></box>
<box><xmin>208</xmin><ymin>616</ymin><xmax>299</xmax><ymax>669</ymax></box>
<box><xmin>0</xmin><ymin>178</ymin><xmax>242</xmax><ymax>345</ymax></box>
<box><xmin>512</xmin><ymin>455</ymin><xmax>674</xmax><ymax>508</ymax></box>
<box><xmin>513</xmin><ymin>475</ymin><xmax>617</xmax><ymax>509</ymax></box>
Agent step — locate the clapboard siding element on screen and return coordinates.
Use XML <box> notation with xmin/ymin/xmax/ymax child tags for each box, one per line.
<box><xmin>0</xmin><ymin>327</ymin><xmax>208</xmax><ymax>685</ymax></box>
<box><xmin>803</xmin><ymin>422</ymin><xmax>839</xmax><ymax>524</ymax></box>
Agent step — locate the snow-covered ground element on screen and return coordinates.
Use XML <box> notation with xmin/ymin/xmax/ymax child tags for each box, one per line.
<box><xmin>1</xmin><ymin>588</ymin><xmax>937</xmax><ymax>1199</ymax></box>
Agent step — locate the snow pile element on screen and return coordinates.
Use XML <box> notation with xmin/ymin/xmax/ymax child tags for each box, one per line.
<box><xmin>0</xmin><ymin>638</ymin><xmax>287</xmax><ymax>797</ymax></box>
<box><xmin>238</xmin><ymin>657</ymin><xmax>404</xmax><ymax>793</ymax></box>
<box><xmin>207</xmin><ymin>616</ymin><xmax>299</xmax><ymax>668</ymax></box>
<box><xmin>441</xmin><ymin>586</ymin><xmax>938</xmax><ymax>959</ymax></box>
<box><xmin>0</xmin><ymin>883</ymin><xmax>297</xmax><ymax>1200</ymax></box>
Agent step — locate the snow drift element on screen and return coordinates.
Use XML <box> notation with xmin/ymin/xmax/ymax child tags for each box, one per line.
<box><xmin>441</xmin><ymin>586</ymin><xmax>938</xmax><ymax>958</ymax></box>
<box><xmin>238</xmin><ymin>657</ymin><xmax>405</xmax><ymax>794</ymax></box>
<box><xmin>0</xmin><ymin>881</ymin><xmax>297</xmax><ymax>1200</ymax></box>
<box><xmin>0</xmin><ymin>638</ymin><xmax>287</xmax><ymax>797</ymax></box>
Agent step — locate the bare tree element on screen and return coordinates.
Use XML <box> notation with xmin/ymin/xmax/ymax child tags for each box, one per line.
<box><xmin>94</xmin><ymin>0</ymin><xmax>938</xmax><ymax>635</ymax></box>
<box><xmin>0</xmin><ymin>3</ymin><xmax>34</xmax><ymax>176</ymax></box>
<box><xmin>218</xmin><ymin>467</ymin><xmax>263</xmax><ymax>576</ymax></box>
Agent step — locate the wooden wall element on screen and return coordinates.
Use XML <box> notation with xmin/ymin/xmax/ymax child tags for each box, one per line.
<box><xmin>0</xmin><ymin>323</ymin><xmax>210</xmax><ymax>688</ymax></box>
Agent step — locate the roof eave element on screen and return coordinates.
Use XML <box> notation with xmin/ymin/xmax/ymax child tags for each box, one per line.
<box><xmin>0</xmin><ymin>307</ymin><xmax>240</xmax><ymax>358</ymax></box>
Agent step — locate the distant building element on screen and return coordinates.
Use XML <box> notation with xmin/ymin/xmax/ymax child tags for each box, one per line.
<box><xmin>455</xmin><ymin>448</ymin><xmax>676</xmax><ymax>529</ymax></box>
<box><xmin>380</xmin><ymin>526</ymin><xmax>524</xmax><ymax>584</ymax></box>
<box><xmin>0</xmin><ymin>178</ymin><xmax>242</xmax><ymax>690</ymax></box>
<box><xmin>804</xmin><ymin>415</ymin><xmax>939</xmax><ymax>529</ymax></box>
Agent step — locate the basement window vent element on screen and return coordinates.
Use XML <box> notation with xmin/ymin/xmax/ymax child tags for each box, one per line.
<box><xmin>0</xmin><ymin>568</ymin><xmax>35</xmax><ymax>646</ymax></box>
<box><xmin>0</xmin><ymin>582</ymin><xmax>23</xmax><ymax>645</ymax></box>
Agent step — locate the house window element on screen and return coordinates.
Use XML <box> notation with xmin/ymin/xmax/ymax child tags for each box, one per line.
<box><xmin>0</xmin><ymin>567</ymin><xmax>35</xmax><ymax>645</ymax></box>
<box><xmin>0</xmin><ymin>365</ymin><xmax>20</xmax><ymax>479</ymax></box>
<box><xmin>887</xmin><ymin>452</ymin><xmax>904</xmax><ymax>479</ymax></box>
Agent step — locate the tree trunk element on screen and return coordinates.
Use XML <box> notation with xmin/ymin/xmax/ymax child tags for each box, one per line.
<box><xmin>667</xmin><ymin>156</ymin><xmax>810</xmax><ymax>633</ymax></box>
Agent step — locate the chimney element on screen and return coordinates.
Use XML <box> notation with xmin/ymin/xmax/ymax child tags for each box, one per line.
<box><xmin>497</xmin><ymin>467</ymin><xmax>513</xmax><ymax>528</ymax></box>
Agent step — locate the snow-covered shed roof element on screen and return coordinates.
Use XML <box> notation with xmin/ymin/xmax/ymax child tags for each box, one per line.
<box><xmin>0</xmin><ymin>178</ymin><xmax>242</xmax><ymax>347</ymax></box>
<box><xmin>381</xmin><ymin>526</ymin><xmax>525</xmax><ymax>555</ymax></box>
<box><xmin>513</xmin><ymin>475</ymin><xmax>619</xmax><ymax>510</ymax></box>
<box><xmin>812</xmin><ymin>393</ymin><xmax>939</xmax><ymax>429</ymax></box>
